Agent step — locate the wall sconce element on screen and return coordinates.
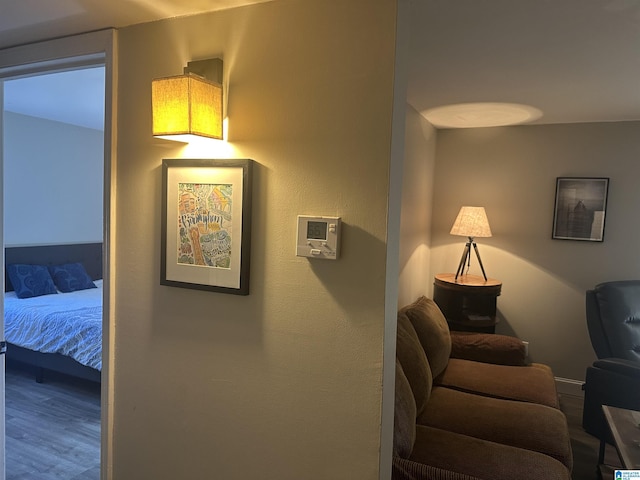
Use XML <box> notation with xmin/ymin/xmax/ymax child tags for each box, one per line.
<box><xmin>152</xmin><ymin>58</ymin><xmax>223</xmax><ymax>141</ymax></box>
<box><xmin>450</xmin><ymin>206</ymin><xmax>492</xmax><ymax>281</ymax></box>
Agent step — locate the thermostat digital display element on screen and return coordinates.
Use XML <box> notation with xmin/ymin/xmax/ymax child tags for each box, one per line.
<box><xmin>297</xmin><ymin>216</ymin><xmax>341</xmax><ymax>260</ymax></box>
<box><xmin>307</xmin><ymin>221</ymin><xmax>328</xmax><ymax>240</ymax></box>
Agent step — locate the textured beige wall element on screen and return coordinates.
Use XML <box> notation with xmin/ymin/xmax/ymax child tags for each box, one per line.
<box><xmin>429</xmin><ymin>121</ymin><xmax>640</xmax><ymax>381</ymax></box>
<box><xmin>114</xmin><ymin>1</ymin><xmax>399</xmax><ymax>479</ymax></box>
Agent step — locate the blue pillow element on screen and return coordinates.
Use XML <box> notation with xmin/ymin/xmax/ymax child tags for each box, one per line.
<box><xmin>48</xmin><ymin>263</ymin><xmax>97</xmax><ymax>293</ymax></box>
<box><xmin>7</xmin><ymin>264</ymin><xmax>58</xmax><ymax>299</ymax></box>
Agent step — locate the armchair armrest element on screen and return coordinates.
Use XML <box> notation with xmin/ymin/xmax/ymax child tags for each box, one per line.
<box><xmin>593</xmin><ymin>358</ymin><xmax>640</xmax><ymax>379</ymax></box>
<box><xmin>450</xmin><ymin>331</ymin><xmax>527</xmax><ymax>366</ymax></box>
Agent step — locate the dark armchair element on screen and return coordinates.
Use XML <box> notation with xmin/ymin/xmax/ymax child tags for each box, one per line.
<box><xmin>582</xmin><ymin>280</ymin><xmax>640</xmax><ymax>440</ymax></box>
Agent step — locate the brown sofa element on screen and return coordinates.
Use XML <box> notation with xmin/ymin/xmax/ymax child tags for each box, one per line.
<box><xmin>393</xmin><ymin>296</ymin><xmax>572</xmax><ymax>480</ymax></box>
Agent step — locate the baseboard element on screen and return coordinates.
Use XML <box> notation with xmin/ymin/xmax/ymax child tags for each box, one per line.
<box><xmin>555</xmin><ymin>377</ymin><xmax>585</xmax><ymax>397</ymax></box>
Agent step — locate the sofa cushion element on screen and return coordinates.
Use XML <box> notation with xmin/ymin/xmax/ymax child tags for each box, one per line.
<box><xmin>439</xmin><ymin>358</ymin><xmax>560</xmax><ymax>408</ymax></box>
<box><xmin>394</xmin><ymin>359</ymin><xmax>416</xmax><ymax>459</ymax></box>
<box><xmin>410</xmin><ymin>425</ymin><xmax>571</xmax><ymax>480</ymax></box>
<box><xmin>400</xmin><ymin>296</ymin><xmax>452</xmax><ymax>378</ymax></box>
<box><xmin>396</xmin><ymin>312</ymin><xmax>433</xmax><ymax>416</ymax></box>
<box><xmin>418</xmin><ymin>387</ymin><xmax>573</xmax><ymax>470</ymax></box>
<box><xmin>450</xmin><ymin>331</ymin><xmax>527</xmax><ymax>366</ymax></box>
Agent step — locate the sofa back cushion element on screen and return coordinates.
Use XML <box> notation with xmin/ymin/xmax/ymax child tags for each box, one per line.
<box><xmin>396</xmin><ymin>311</ymin><xmax>433</xmax><ymax>416</ymax></box>
<box><xmin>400</xmin><ymin>296</ymin><xmax>452</xmax><ymax>378</ymax></box>
<box><xmin>393</xmin><ymin>358</ymin><xmax>416</xmax><ymax>458</ymax></box>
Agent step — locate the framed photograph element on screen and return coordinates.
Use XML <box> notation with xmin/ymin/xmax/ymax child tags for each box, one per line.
<box><xmin>552</xmin><ymin>177</ymin><xmax>609</xmax><ymax>242</ymax></box>
<box><xmin>161</xmin><ymin>159</ymin><xmax>253</xmax><ymax>295</ymax></box>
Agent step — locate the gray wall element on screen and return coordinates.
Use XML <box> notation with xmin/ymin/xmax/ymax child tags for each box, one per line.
<box><xmin>428</xmin><ymin>121</ymin><xmax>640</xmax><ymax>381</ymax></box>
<box><xmin>398</xmin><ymin>105</ymin><xmax>437</xmax><ymax>307</ymax></box>
<box><xmin>3</xmin><ymin>111</ymin><xmax>103</xmax><ymax>246</ymax></box>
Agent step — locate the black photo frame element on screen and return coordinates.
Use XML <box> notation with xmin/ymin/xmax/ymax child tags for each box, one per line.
<box><xmin>552</xmin><ymin>177</ymin><xmax>609</xmax><ymax>242</ymax></box>
<box><xmin>161</xmin><ymin>159</ymin><xmax>253</xmax><ymax>295</ymax></box>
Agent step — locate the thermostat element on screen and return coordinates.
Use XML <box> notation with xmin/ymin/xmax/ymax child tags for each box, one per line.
<box><xmin>296</xmin><ymin>215</ymin><xmax>341</xmax><ymax>260</ymax></box>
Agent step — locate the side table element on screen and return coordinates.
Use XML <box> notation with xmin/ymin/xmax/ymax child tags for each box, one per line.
<box><xmin>433</xmin><ymin>273</ymin><xmax>502</xmax><ymax>333</ymax></box>
<box><xmin>600</xmin><ymin>405</ymin><xmax>640</xmax><ymax>475</ymax></box>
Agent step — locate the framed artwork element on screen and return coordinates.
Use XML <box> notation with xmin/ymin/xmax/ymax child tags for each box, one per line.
<box><xmin>552</xmin><ymin>177</ymin><xmax>609</xmax><ymax>242</ymax></box>
<box><xmin>161</xmin><ymin>159</ymin><xmax>253</xmax><ymax>295</ymax></box>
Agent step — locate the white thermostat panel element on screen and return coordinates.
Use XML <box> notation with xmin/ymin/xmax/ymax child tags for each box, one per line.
<box><xmin>296</xmin><ymin>215</ymin><xmax>341</xmax><ymax>260</ymax></box>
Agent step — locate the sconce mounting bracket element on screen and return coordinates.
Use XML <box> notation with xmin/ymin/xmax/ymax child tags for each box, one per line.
<box><xmin>184</xmin><ymin>58</ymin><xmax>223</xmax><ymax>84</ymax></box>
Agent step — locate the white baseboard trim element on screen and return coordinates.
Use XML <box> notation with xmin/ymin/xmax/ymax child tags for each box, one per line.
<box><xmin>555</xmin><ymin>377</ymin><xmax>584</xmax><ymax>397</ymax></box>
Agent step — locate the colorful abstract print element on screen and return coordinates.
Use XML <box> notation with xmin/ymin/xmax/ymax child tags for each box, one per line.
<box><xmin>177</xmin><ymin>183</ymin><xmax>233</xmax><ymax>269</ymax></box>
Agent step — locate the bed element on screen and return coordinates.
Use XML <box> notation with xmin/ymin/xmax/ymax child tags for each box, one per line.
<box><xmin>4</xmin><ymin>243</ymin><xmax>103</xmax><ymax>383</ymax></box>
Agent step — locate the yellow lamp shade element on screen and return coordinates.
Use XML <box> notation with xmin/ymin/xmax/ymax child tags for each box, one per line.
<box><xmin>152</xmin><ymin>73</ymin><xmax>223</xmax><ymax>140</ymax></box>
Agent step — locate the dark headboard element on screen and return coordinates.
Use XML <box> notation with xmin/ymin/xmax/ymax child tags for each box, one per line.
<box><xmin>5</xmin><ymin>243</ymin><xmax>103</xmax><ymax>292</ymax></box>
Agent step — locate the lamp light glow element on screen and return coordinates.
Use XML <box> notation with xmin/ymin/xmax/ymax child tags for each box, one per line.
<box><xmin>424</xmin><ymin>102</ymin><xmax>542</xmax><ymax>129</ymax></box>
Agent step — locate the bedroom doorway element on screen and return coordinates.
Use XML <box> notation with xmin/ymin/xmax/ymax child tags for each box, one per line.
<box><xmin>0</xmin><ymin>29</ymin><xmax>116</xmax><ymax>480</ymax></box>
<box><xmin>1</xmin><ymin>65</ymin><xmax>105</xmax><ymax>479</ymax></box>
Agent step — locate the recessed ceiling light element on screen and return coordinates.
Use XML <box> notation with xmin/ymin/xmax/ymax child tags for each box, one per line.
<box><xmin>423</xmin><ymin>102</ymin><xmax>543</xmax><ymax>129</ymax></box>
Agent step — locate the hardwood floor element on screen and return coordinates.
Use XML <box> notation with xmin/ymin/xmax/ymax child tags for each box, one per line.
<box><xmin>559</xmin><ymin>393</ymin><xmax>622</xmax><ymax>480</ymax></box>
<box><xmin>5</xmin><ymin>364</ymin><xmax>100</xmax><ymax>480</ymax></box>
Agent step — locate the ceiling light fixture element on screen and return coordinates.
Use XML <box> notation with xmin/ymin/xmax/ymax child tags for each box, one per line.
<box><xmin>423</xmin><ymin>102</ymin><xmax>542</xmax><ymax>129</ymax></box>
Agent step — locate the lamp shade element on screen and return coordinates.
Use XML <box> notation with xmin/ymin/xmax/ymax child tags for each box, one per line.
<box><xmin>152</xmin><ymin>73</ymin><xmax>223</xmax><ymax>140</ymax></box>
<box><xmin>450</xmin><ymin>206</ymin><xmax>492</xmax><ymax>238</ymax></box>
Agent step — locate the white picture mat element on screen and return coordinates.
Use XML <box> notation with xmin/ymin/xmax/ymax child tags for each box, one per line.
<box><xmin>165</xmin><ymin>166</ymin><xmax>244</xmax><ymax>289</ymax></box>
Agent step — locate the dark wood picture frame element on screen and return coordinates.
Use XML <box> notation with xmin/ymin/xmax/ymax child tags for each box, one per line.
<box><xmin>161</xmin><ymin>159</ymin><xmax>253</xmax><ymax>295</ymax></box>
<box><xmin>552</xmin><ymin>177</ymin><xmax>609</xmax><ymax>242</ymax></box>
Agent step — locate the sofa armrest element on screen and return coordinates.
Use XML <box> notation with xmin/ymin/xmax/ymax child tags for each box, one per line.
<box><xmin>450</xmin><ymin>331</ymin><xmax>527</xmax><ymax>366</ymax></box>
<box><xmin>593</xmin><ymin>358</ymin><xmax>640</xmax><ymax>379</ymax></box>
<box><xmin>392</xmin><ymin>456</ymin><xmax>483</xmax><ymax>480</ymax></box>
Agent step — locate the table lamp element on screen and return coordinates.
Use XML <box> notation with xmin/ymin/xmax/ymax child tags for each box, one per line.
<box><xmin>450</xmin><ymin>206</ymin><xmax>492</xmax><ymax>281</ymax></box>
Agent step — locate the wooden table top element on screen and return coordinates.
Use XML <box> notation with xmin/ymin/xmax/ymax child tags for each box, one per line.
<box><xmin>435</xmin><ymin>273</ymin><xmax>502</xmax><ymax>288</ymax></box>
<box><xmin>602</xmin><ymin>405</ymin><xmax>640</xmax><ymax>469</ymax></box>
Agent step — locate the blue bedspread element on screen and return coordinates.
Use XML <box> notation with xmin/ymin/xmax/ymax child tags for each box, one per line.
<box><xmin>4</xmin><ymin>280</ymin><xmax>102</xmax><ymax>370</ymax></box>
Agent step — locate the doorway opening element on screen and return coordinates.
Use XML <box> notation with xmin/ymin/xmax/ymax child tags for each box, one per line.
<box><xmin>0</xmin><ymin>29</ymin><xmax>116</xmax><ymax>480</ymax></box>
<box><xmin>2</xmin><ymin>65</ymin><xmax>105</xmax><ymax>479</ymax></box>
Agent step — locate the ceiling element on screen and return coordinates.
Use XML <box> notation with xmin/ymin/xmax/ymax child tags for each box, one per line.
<box><xmin>2</xmin><ymin>0</ymin><xmax>640</xmax><ymax>129</ymax></box>
<box><xmin>407</xmin><ymin>0</ymin><xmax>640</xmax><ymax>127</ymax></box>
<box><xmin>0</xmin><ymin>0</ymin><xmax>273</xmax><ymax>130</ymax></box>
<box><xmin>0</xmin><ymin>0</ymin><xmax>273</xmax><ymax>49</ymax></box>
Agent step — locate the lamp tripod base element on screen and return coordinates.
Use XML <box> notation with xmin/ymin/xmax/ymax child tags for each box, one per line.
<box><xmin>454</xmin><ymin>237</ymin><xmax>488</xmax><ymax>281</ymax></box>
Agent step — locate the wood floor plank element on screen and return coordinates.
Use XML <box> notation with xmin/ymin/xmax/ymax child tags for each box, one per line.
<box><xmin>5</xmin><ymin>364</ymin><xmax>100</xmax><ymax>480</ymax></box>
<box><xmin>559</xmin><ymin>393</ymin><xmax>622</xmax><ymax>480</ymax></box>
